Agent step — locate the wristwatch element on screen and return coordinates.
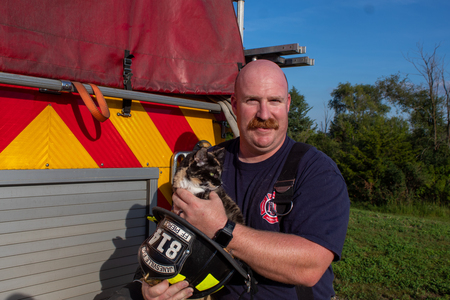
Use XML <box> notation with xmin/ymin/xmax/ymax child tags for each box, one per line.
<box><xmin>213</xmin><ymin>219</ymin><xmax>235</xmax><ymax>248</ymax></box>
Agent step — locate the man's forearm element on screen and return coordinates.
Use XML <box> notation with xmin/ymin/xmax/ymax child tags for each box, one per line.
<box><xmin>228</xmin><ymin>224</ymin><xmax>334</xmax><ymax>287</ymax></box>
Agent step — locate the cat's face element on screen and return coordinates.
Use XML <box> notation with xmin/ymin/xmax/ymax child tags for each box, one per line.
<box><xmin>189</xmin><ymin>147</ymin><xmax>225</xmax><ymax>190</ymax></box>
<box><xmin>173</xmin><ymin>147</ymin><xmax>225</xmax><ymax>194</ymax></box>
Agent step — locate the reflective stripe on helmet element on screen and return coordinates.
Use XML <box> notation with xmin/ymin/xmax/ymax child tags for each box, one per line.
<box><xmin>168</xmin><ymin>273</ymin><xmax>186</xmax><ymax>285</ymax></box>
<box><xmin>196</xmin><ymin>273</ymin><xmax>220</xmax><ymax>291</ymax></box>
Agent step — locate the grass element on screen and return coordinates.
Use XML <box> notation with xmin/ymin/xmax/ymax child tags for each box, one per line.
<box><xmin>332</xmin><ymin>208</ymin><xmax>450</xmax><ymax>299</ymax></box>
<box><xmin>351</xmin><ymin>202</ymin><xmax>450</xmax><ymax>223</ymax></box>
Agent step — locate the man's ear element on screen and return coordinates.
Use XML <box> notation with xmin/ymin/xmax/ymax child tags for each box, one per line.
<box><xmin>231</xmin><ymin>94</ymin><xmax>237</xmax><ymax>115</ymax></box>
<box><xmin>287</xmin><ymin>94</ymin><xmax>291</xmax><ymax>112</ymax></box>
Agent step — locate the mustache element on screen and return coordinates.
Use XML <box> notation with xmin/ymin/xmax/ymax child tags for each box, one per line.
<box><xmin>247</xmin><ymin>117</ymin><xmax>279</xmax><ymax>130</ymax></box>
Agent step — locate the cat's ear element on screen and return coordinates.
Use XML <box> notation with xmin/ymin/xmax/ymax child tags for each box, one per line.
<box><xmin>211</xmin><ymin>147</ymin><xmax>226</xmax><ymax>164</ymax></box>
<box><xmin>194</xmin><ymin>148</ymin><xmax>208</xmax><ymax>167</ymax></box>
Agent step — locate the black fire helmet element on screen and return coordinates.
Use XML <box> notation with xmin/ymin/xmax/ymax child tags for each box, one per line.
<box><xmin>138</xmin><ymin>207</ymin><xmax>253</xmax><ymax>299</ymax></box>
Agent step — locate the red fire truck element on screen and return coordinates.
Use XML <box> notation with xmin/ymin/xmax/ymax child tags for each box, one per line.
<box><xmin>0</xmin><ymin>1</ymin><xmax>313</xmax><ymax>298</ymax></box>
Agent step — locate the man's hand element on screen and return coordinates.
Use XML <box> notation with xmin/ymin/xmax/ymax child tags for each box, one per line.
<box><xmin>171</xmin><ymin>189</ymin><xmax>333</xmax><ymax>287</ymax></box>
<box><xmin>172</xmin><ymin>189</ymin><xmax>228</xmax><ymax>238</ymax></box>
<box><xmin>141</xmin><ymin>280</ymin><xmax>193</xmax><ymax>300</ymax></box>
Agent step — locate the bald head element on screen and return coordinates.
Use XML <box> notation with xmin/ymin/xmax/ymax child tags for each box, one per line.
<box><xmin>230</xmin><ymin>59</ymin><xmax>291</xmax><ymax>162</ymax></box>
<box><xmin>234</xmin><ymin>60</ymin><xmax>289</xmax><ymax>96</ymax></box>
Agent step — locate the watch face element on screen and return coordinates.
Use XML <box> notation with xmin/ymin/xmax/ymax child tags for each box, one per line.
<box><xmin>215</xmin><ymin>230</ymin><xmax>231</xmax><ymax>248</ymax></box>
<box><xmin>214</xmin><ymin>220</ymin><xmax>235</xmax><ymax>248</ymax></box>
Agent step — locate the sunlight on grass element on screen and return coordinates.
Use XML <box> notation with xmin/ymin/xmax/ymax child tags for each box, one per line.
<box><xmin>332</xmin><ymin>208</ymin><xmax>450</xmax><ymax>299</ymax></box>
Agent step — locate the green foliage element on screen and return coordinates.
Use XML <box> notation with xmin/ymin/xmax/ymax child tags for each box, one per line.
<box><xmin>287</xmin><ymin>86</ymin><xmax>315</xmax><ymax>142</ymax></box>
<box><xmin>415</xmin><ymin>146</ymin><xmax>450</xmax><ymax>206</ymax></box>
<box><xmin>379</xmin><ymin>74</ymin><xmax>450</xmax><ymax>206</ymax></box>
<box><xmin>333</xmin><ymin>208</ymin><xmax>450</xmax><ymax>299</ymax></box>
<box><xmin>308</xmin><ymin>132</ymin><xmax>340</xmax><ymax>161</ymax></box>
<box><xmin>329</xmin><ymin>82</ymin><xmax>390</xmax><ymax>117</ymax></box>
<box><xmin>305</xmin><ymin>78</ymin><xmax>450</xmax><ymax>209</ymax></box>
<box><xmin>288</xmin><ymin>66</ymin><xmax>450</xmax><ymax>210</ymax></box>
<box><xmin>325</xmin><ymin>82</ymin><xmax>417</xmax><ymax>206</ymax></box>
<box><xmin>377</xmin><ymin>73</ymin><xmax>447</xmax><ymax>148</ymax></box>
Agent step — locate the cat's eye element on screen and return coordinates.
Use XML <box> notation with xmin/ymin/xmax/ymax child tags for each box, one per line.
<box><xmin>210</xmin><ymin>172</ymin><xmax>215</xmax><ymax>177</ymax></box>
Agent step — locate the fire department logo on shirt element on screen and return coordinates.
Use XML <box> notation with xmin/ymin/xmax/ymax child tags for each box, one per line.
<box><xmin>260</xmin><ymin>191</ymin><xmax>279</xmax><ymax>224</ymax></box>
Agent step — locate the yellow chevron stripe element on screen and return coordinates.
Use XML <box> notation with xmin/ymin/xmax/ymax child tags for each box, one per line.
<box><xmin>106</xmin><ymin>98</ymin><xmax>174</xmax><ymax>201</ymax></box>
<box><xmin>0</xmin><ymin>105</ymin><xmax>98</xmax><ymax>169</ymax></box>
<box><xmin>180</xmin><ymin>108</ymin><xmax>224</xmax><ymax>146</ymax></box>
<box><xmin>106</xmin><ymin>98</ymin><xmax>173</xmax><ymax>168</ymax></box>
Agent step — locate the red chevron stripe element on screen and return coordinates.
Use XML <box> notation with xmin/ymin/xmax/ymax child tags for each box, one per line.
<box><xmin>142</xmin><ymin>102</ymin><xmax>199</xmax><ymax>153</ymax></box>
<box><xmin>0</xmin><ymin>85</ymin><xmax>47</xmax><ymax>153</ymax></box>
<box><xmin>157</xmin><ymin>189</ymin><xmax>172</xmax><ymax>211</ymax></box>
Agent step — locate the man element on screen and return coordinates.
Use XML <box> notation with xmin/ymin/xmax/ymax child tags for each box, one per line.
<box><xmin>142</xmin><ymin>60</ymin><xmax>350</xmax><ymax>300</ymax></box>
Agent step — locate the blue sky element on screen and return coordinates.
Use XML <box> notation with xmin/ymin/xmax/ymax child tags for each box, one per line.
<box><xmin>239</xmin><ymin>0</ymin><xmax>450</xmax><ymax>126</ymax></box>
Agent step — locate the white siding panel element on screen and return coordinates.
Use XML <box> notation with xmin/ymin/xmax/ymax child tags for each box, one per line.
<box><xmin>0</xmin><ymin>168</ymin><xmax>158</xmax><ymax>300</ymax></box>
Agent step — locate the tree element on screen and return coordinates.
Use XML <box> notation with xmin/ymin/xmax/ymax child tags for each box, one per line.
<box><xmin>307</xmin><ymin>71</ymin><xmax>450</xmax><ymax>207</ymax></box>
<box><xmin>441</xmin><ymin>67</ymin><xmax>450</xmax><ymax>147</ymax></box>
<box><xmin>318</xmin><ymin>102</ymin><xmax>333</xmax><ymax>133</ymax></box>
<box><xmin>404</xmin><ymin>43</ymin><xmax>446</xmax><ymax>150</ymax></box>
<box><xmin>327</xmin><ymin>82</ymin><xmax>416</xmax><ymax>205</ymax></box>
<box><xmin>377</xmin><ymin>74</ymin><xmax>432</xmax><ymax>147</ymax></box>
<box><xmin>328</xmin><ymin>82</ymin><xmax>391</xmax><ymax>119</ymax></box>
<box><xmin>287</xmin><ymin>86</ymin><xmax>314</xmax><ymax>142</ymax></box>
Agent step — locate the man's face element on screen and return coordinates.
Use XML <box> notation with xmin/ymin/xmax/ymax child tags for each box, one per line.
<box><xmin>231</xmin><ymin>62</ymin><xmax>291</xmax><ymax>158</ymax></box>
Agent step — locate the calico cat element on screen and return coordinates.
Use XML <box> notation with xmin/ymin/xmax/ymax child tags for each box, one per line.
<box><xmin>172</xmin><ymin>147</ymin><xmax>244</xmax><ymax>225</ymax></box>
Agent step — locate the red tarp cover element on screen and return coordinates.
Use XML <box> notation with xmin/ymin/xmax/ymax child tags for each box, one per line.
<box><xmin>0</xmin><ymin>0</ymin><xmax>245</xmax><ymax>95</ymax></box>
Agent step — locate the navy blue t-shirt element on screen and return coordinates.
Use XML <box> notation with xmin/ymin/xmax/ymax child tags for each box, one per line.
<box><xmin>211</xmin><ymin>137</ymin><xmax>350</xmax><ymax>300</ymax></box>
